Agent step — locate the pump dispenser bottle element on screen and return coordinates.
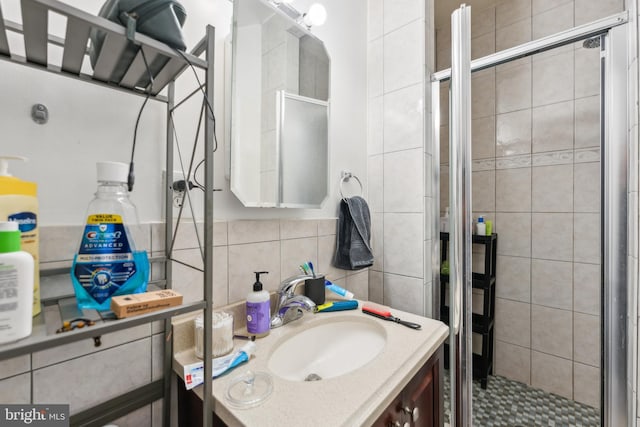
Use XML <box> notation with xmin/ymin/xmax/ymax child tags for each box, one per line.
<box><xmin>71</xmin><ymin>161</ymin><xmax>149</xmax><ymax>310</ymax></box>
<box><xmin>0</xmin><ymin>156</ymin><xmax>40</xmax><ymax>317</ymax></box>
<box><xmin>0</xmin><ymin>221</ymin><xmax>34</xmax><ymax>343</ymax></box>
<box><xmin>246</xmin><ymin>271</ymin><xmax>270</xmax><ymax>337</ymax></box>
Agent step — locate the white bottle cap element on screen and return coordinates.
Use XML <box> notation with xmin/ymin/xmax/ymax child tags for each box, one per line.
<box><xmin>97</xmin><ymin>161</ymin><xmax>128</xmax><ymax>183</ymax></box>
<box><xmin>0</xmin><ymin>221</ymin><xmax>19</xmax><ymax>232</ymax></box>
<box><xmin>0</xmin><ymin>156</ymin><xmax>27</xmax><ymax>177</ymax></box>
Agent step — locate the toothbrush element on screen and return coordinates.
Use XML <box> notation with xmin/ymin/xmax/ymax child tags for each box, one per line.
<box><xmin>299</xmin><ymin>264</ymin><xmax>310</xmax><ymax>275</ymax></box>
<box><xmin>307</xmin><ymin>261</ymin><xmax>316</xmax><ymax>278</ymax></box>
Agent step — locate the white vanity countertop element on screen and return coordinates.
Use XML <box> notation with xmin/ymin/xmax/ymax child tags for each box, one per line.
<box><xmin>172</xmin><ymin>302</ymin><xmax>448</xmax><ymax>427</ymax></box>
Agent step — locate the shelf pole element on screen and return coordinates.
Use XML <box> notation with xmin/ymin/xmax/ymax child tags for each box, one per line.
<box><xmin>202</xmin><ymin>25</ymin><xmax>216</xmax><ymax>427</ymax></box>
<box><xmin>162</xmin><ymin>80</ymin><xmax>176</xmax><ymax>427</ymax></box>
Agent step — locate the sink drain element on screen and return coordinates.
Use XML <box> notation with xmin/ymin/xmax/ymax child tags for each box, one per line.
<box><xmin>304</xmin><ymin>373</ymin><xmax>322</xmax><ymax>381</ymax></box>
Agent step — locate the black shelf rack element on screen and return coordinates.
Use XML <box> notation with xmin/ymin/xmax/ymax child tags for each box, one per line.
<box><xmin>439</xmin><ymin>231</ymin><xmax>497</xmax><ymax>389</ymax></box>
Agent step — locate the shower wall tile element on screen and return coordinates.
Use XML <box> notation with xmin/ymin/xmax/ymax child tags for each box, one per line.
<box><xmin>574</xmin><ymin>262</ymin><xmax>601</xmax><ymax>316</ymax></box>
<box><xmin>573</xmin><ymin>312</ymin><xmax>600</xmax><ymax>367</ymax></box>
<box><xmin>368</xmin><ymin>154</ymin><xmax>384</xmax><ymax>213</ymax></box>
<box><xmin>496</xmin><ymin>18</ymin><xmax>532</xmax><ymax>51</ymax></box>
<box><xmin>472</xmin><ymin>69</ymin><xmax>496</xmax><ymax>119</ymax></box>
<box><xmin>471</xmin><ymin>32</ymin><xmax>495</xmax><ymax>60</ymax></box>
<box><xmin>472</xmin><ymin>170</ymin><xmax>496</xmax><ymax>213</ymax></box>
<box><xmin>368</xmin><ymin>96</ymin><xmax>384</xmax><ymax>155</ymax></box>
<box><xmin>532</xmin><ymin>50</ymin><xmax>574</xmax><ymax>107</ymax></box>
<box><xmin>368</xmin><ymin>38</ymin><xmax>383</xmax><ymax>98</ymax></box>
<box><xmin>532</xmin><ymin>0</ymin><xmax>572</xmax><ymax>15</ymax></box>
<box><xmin>472</xmin><ymin>116</ymin><xmax>496</xmax><ymax>159</ymax></box>
<box><xmin>575</xmin><ymin>47</ymin><xmax>601</xmax><ymax>99</ymax></box>
<box><xmin>383</xmin><ymin>83</ymin><xmax>424</xmax><ymax>152</ymax></box>
<box><xmin>383</xmin><ymin>273</ymin><xmax>424</xmax><ymax>315</ymax></box>
<box><xmin>532</xmin><ymin>2</ymin><xmax>574</xmax><ymax>39</ymax></box>
<box><xmin>370</xmin><ymin>213</ymin><xmax>384</xmax><ymax>271</ymax></box>
<box><xmin>471</xmin><ymin>6</ymin><xmax>496</xmax><ymax>36</ymax></box>
<box><xmin>495</xmin><ymin>340</ymin><xmax>531</xmax><ymax>385</ymax></box>
<box><xmin>574</xmin><ymin>362</ymin><xmax>600</xmax><ymax>409</ymax></box>
<box><xmin>574</xmin><ymin>95</ymin><xmax>600</xmax><ymax>149</ymax></box>
<box><xmin>495</xmin><ymin>213</ymin><xmax>532</xmax><ymax>258</ymax></box>
<box><xmin>532</xmin><ymin>305</ymin><xmax>573</xmax><ymax>358</ymax></box>
<box><xmin>531</xmin><ymin>259</ymin><xmax>573</xmax><ymax>310</ymax></box>
<box><xmin>496</xmin><ymin>168</ymin><xmax>532</xmax><ymax>212</ymax></box>
<box><xmin>383</xmin><ymin>213</ymin><xmax>423</xmax><ymax>277</ymax></box>
<box><xmin>496</xmin><ymin>255</ymin><xmax>531</xmax><ymax>303</ymax></box>
<box><xmin>384</xmin><ymin>149</ymin><xmax>424</xmax><ymax>212</ymax></box>
<box><xmin>383</xmin><ymin>20</ymin><xmax>423</xmax><ymax>93</ymax></box>
<box><xmin>496</xmin><ymin>59</ymin><xmax>532</xmax><ymax>113</ymax></box>
<box><xmin>532</xmin><ymin>350</ymin><xmax>573</xmax><ymax>400</ymax></box>
<box><xmin>532</xmin><ymin>100</ymin><xmax>574</xmax><ymax>153</ymax></box>
<box><xmin>496</xmin><ymin>0</ymin><xmax>531</xmax><ymax>28</ymax></box>
<box><xmin>495</xmin><ymin>298</ymin><xmax>531</xmax><ymax>347</ymax></box>
<box><xmin>574</xmin><ymin>0</ymin><xmax>624</xmax><ymax>26</ymax></box>
<box><xmin>532</xmin><ymin>213</ymin><xmax>573</xmax><ymax>262</ymax></box>
<box><xmin>574</xmin><ymin>162</ymin><xmax>600</xmax><ymax>213</ymax></box>
<box><xmin>574</xmin><ymin>213</ymin><xmax>600</xmax><ymax>264</ymax></box>
<box><xmin>367</xmin><ymin>0</ymin><xmax>383</xmax><ymax>41</ymax></box>
<box><xmin>383</xmin><ymin>0</ymin><xmax>423</xmax><ymax>34</ymax></box>
<box><xmin>496</xmin><ymin>109</ymin><xmax>532</xmax><ymax>157</ymax></box>
<box><xmin>532</xmin><ymin>164</ymin><xmax>574</xmax><ymax>212</ymax></box>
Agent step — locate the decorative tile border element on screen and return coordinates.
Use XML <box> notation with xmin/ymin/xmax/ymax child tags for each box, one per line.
<box><xmin>441</xmin><ymin>148</ymin><xmax>601</xmax><ymax>172</ymax></box>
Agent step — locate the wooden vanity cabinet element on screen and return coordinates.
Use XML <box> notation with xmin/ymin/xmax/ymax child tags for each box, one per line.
<box><xmin>372</xmin><ymin>346</ymin><xmax>443</xmax><ymax>427</ymax></box>
<box><xmin>178</xmin><ymin>345</ymin><xmax>443</xmax><ymax>427</ymax></box>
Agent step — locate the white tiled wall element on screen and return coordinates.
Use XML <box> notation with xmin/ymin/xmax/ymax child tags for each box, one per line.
<box><xmin>366</xmin><ymin>0</ymin><xmax>435</xmax><ymax>318</ymax></box>
<box><xmin>436</xmin><ymin>0</ymin><xmax>625</xmax><ymax>409</ymax></box>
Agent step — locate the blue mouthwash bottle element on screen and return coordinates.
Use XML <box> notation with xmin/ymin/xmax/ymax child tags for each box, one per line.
<box><xmin>71</xmin><ymin>161</ymin><xmax>149</xmax><ymax>311</ymax></box>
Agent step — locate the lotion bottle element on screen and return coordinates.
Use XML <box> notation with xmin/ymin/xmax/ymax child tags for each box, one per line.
<box><xmin>0</xmin><ymin>156</ymin><xmax>40</xmax><ymax>317</ymax></box>
<box><xmin>246</xmin><ymin>271</ymin><xmax>270</xmax><ymax>337</ymax></box>
<box><xmin>0</xmin><ymin>221</ymin><xmax>34</xmax><ymax>344</ymax></box>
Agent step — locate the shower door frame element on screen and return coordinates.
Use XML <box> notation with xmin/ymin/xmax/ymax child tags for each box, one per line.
<box><xmin>431</xmin><ymin>10</ymin><xmax>631</xmax><ymax>427</ymax></box>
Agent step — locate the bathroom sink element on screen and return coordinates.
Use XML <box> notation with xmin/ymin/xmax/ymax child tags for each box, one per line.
<box><xmin>267</xmin><ymin>317</ymin><xmax>387</xmax><ymax>381</ymax></box>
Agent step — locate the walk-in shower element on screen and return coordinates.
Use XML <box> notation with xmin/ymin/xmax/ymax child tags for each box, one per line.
<box><xmin>432</xmin><ymin>6</ymin><xmax>631</xmax><ymax>426</ymax></box>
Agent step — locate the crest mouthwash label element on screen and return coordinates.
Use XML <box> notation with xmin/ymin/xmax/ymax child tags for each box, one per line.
<box><xmin>73</xmin><ymin>214</ymin><xmax>137</xmax><ymax>304</ymax></box>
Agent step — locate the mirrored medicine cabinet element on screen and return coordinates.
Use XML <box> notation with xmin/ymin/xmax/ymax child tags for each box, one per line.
<box><xmin>229</xmin><ymin>0</ymin><xmax>330</xmax><ymax>208</ymax></box>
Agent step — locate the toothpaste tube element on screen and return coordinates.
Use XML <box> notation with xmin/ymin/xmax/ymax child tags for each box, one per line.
<box><xmin>183</xmin><ymin>341</ymin><xmax>256</xmax><ymax>390</ymax></box>
<box><xmin>325</xmin><ymin>279</ymin><xmax>355</xmax><ymax>299</ymax></box>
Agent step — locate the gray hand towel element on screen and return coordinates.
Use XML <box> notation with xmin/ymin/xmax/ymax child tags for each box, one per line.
<box><xmin>333</xmin><ymin>196</ymin><xmax>374</xmax><ymax>270</ymax></box>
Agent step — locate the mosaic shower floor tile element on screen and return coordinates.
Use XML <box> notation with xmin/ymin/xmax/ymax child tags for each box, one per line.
<box><xmin>443</xmin><ymin>373</ymin><xmax>600</xmax><ymax>426</ymax></box>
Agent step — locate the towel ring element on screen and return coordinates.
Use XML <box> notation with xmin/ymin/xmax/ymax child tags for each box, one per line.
<box><xmin>339</xmin><ymin>172</ymin><xmax>363</xmax><ymax>201</ymax></box>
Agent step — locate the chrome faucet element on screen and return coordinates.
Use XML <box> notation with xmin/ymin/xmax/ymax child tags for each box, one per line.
<box><xmin>271</xmin><ymin>275</ymin><xmax>316</xmax><ymax>328</ymax></box>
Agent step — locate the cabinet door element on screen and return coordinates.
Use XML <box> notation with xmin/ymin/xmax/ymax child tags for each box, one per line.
<box><xmin>371</xmin><ymin>393</ymin><xmax>404</xmax><ymax>427</ymax></box>
<box><xmin>403</xmin><ymin>351</ymin><xmax>440</xmax><ymax>427</ymax></box>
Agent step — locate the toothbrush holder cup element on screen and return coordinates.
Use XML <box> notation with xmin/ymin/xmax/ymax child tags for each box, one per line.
<box><xmin>304</xmin><ymin>275</ymin><xmax>326</xmax><ymax>305</ymax></box>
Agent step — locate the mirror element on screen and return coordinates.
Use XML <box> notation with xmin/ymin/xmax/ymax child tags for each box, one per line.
<box><xmin>230</xmin><ymin>0</ymin><xmax>330</xmax><ymax>208</ymax></box>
